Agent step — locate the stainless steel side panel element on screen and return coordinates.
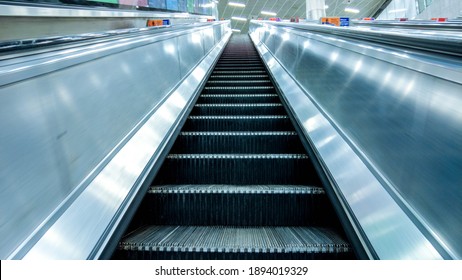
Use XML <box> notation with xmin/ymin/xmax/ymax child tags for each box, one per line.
<box><xmin>250</xmin><ymin>21</ymin><xmax>462</xmax><ymax>259</ymax></box>
<box><xmin>177</xmin><ymin>31</ymin><xmax>206</xmax><ymax>77</ymax></box>
<box><xmin>1</xmin><ymin>22</ymin><xmax>231</xmax><ymax>259</ymax></box>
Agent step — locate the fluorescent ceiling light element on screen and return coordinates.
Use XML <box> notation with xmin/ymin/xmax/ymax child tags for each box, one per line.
<box><xmin>325</xmin><ymin>5</ymin><xmax>329</xmax><ymax>9</ymax></box>
<box><xmin>228</xmin><ymin>2</ymin><xmax>245</xmax><ymax>8</ymax></box>
<box><xmin>201</xmin><ymin>3</ymin><xmax>214</xmax><ymax>8</ymax></box>
<box><xmin>261</xmin><ymin>11</ymin><xmax>277</xmax><ymax>16</ymax></box>
<box><xmin>231</xmin><ymin>16</ymin><xmax>247</xmax><ymax>21</ymax></box>
<box><xmin>232</xmin><ymin>29</ymin><xmax>241</xmax><ymax>32</ymax></box>
<box><xmin>388</xmin><ymin>8</ymin><xmax>407</xmax><ymax>13</ymax></box>
<box><xmin>345</xmin><ymin>8</ymin><xmax>360</xmax><ymax>14</ymax></box>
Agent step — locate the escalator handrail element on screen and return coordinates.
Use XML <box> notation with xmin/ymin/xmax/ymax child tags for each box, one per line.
<box><xmin>252</xmin><ymin>20</ymin><xmax>462</xmax><ymax>57</ymax></box>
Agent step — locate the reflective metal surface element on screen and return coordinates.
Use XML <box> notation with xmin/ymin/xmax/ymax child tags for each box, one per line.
<box><xmin>353</xmin><ymin>20</ymin><xmax>462</xmax><ymax>31</ymax></box>
<box><xmin>1</xmin><ymin>21</ymin><xmax>230</xmax><ymax>259</ymax></box>
<box><xmin>0</xmin><ymin>3</ymin><xmax>211</xmax><ymax>41</ymax></box>
<box><xmin>250</xmin><ymin>21</ymin><xmax>462</xmax><ymax>259</ymax></box>
<box><xmin>0</xmin><ymin>3</ymin><xmax>200</xmax><ymax>18</ymax></box>
<box><xmin>265</xmin><ymin>21</ymin><xmax>462</xmax><ymax>57</ymax></box>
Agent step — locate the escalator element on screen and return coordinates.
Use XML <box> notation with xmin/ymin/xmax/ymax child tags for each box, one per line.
<box><xmin>112</xmin><ymin>34</ymin><xmax>355</xmax><ymax>260</ymax></box>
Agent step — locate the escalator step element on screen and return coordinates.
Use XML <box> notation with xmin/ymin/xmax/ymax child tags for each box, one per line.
<box><xmin>150</xmin><ymin>184</ymin><xmax>323</xmax><ymax>194</ymax></box>
<box><xmin>203</xmin><ymin>86</ymin><xmax>274</xmax><ymax>94</ymax></box>
<box><xmin>216</xmin><ymin>63</ymin><xmax>263</xmax><ymax>67</ymax></box>
<box><xmin>208</xmin><ymin>75</ymin><xmax>269</xmax><ymax>81</ymax></box>
<box><xmin>139</xmin><ymin>185</ymin><xmax>335</xmax><ymax>226</ymax></box>
<box><xmin>116</xmin><ymin>226</ymin><xmax>353</xmax><ymax>260</ymax></box>
<box><xmin>192</xmin><ymin>103</ymin><xmax>285</xmax><ymax>115</ymax></box>
<box><xmin>206</xmin><ymin>80</ymin><xmax>273</xmax><ymax>87</ymax></box>
<box><xmin>182</xmin><ymin>115</ymin><xmax>293</xmax><ymax>131</ymax></box>
<box><xmin>199</xmin><ymin>94</ymin><xmax>280</xmax><ymax>103</ymax></box>
<box><xmin>216</xmin><ymin>60</ymin><xmax>261</xmax><ymax>64</ymax></box>
<box><xmin>170</xmin><ymin>131</ymin><xmax>305</xmax><ymax>153</ymax></box>
<box><xmin>153</xmin><ymin>154</ymin><xmax>320</xmax><ymax>185</ymax></box>
<box><xmin>213</xmin><ymin>70</ymin><xmax>266</xmax><ymax>74</ymax></box>
<box><xmin>214</xmin><ymin>66</ymin><xmax>265</xmax><ymax>71</ymax></box>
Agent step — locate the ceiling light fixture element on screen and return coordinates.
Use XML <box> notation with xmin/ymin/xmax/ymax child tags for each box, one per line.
<box><xmin>232</xmin><ymin>29</ymin><xmax>241</xmax><ymax>32</ymax></box>
<box><xmin>388</xmin><ymin>8</ymin><xmax>407</xmax><ymax>13</ymax></box>
<box><xmin>325</xmin><ymin>5</ymin><xmax>329</xmax><ymax>9</ymax></box>
<box><xmin>201</xmin><ymin>3</ymin><xmax>214</xmax><ymax>8</ymax></box>
<box><xmin>261</xmin><ymin>11</ymin><xmax>277</xmax><ymax>16</ymax></box>
<box><xmin>231</xmin><ymin>16</ymin><xmax>247</xmax><ymax>21</ymax></box>
<box><xmin>228</xmin><ymin>2</ymin><xmax>245</xmax><ymax>8</ymax></box>
<box><xmin>344</xmin><ymin>8</ymin><xmax>360</xmax><ymax>14</ymax></box>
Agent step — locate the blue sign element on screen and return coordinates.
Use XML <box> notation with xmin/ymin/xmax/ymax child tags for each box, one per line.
<box><xmin>340</xmin><ymin>17</ymin><xmax>350</xmax><ymax>27</ymax></box>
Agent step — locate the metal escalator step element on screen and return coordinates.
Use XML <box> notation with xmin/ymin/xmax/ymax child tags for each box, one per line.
<box><xmin>216</xmin><ymin>63</ymin><xmax>263</xmax><ymax>67</ymax></box>
<box><xmin>149</xmin><ymin>184</ymin><xmax>323</xmax><ymax>194</ymax></box>
<box><xmin>153</xmin><ymin>154</ymin><xmax>319</xmax><ymax>185</ymax></box>
<box><xmin>141</xmin><ymin>185</ymin><xmax>334</xmax><ymax>227</ymax></box>
<box><xmin>208</xmin><ymin>75</ymin><xmax>269</xmax><ymax>81</ymax></box>
<box><xmin>117</xmin><ymin>226</ymin><xmax>353</xmax><ymax>260</ymax></box>
<box><xmin>214</xmin><ymin>66</ymin><xmax>265</xmax><ymax>71</ymax></box>
<box><xmin>220</xmin><ymin>54</ymin><xmax>259</xmax><ymax>56</ymax></box>
<box><xmin>204</xmin><ymin>86</ymin><xmax>273</xmax><ymax>90</ymax></box>
<box><xmin>182</xmin><ymin>115</ymin><xmax>293</xmax><ymax>131</ymax></box>
<box><xmin>213</xmin><ymin>70</ymin><xmax>266</xmax><ymax>74</ymax></box>
<box><xmin>192</xmin><ymin>103</ymin><xmax>285</xmax><ymax>115</ymax></box>
<box><xmin>203</xmin><ymin>86</ymin><xmax>274</xmax><ymax>94</ymax></box>
<box><xmin>217</xmin><ymin>57</ymin><xmax>259</xmax><ymax>60</ymax></box>
<box><xmin>207</xmin><ymin>80</ymin><xmax>272</xmax><ymax>86</ymax></box>
<box><xmin>199</xmin><ymin>94</ymin><xmax>279</xmax><ymax>103</ymax></box>
<box><xmin>170</xmin><ymin>131</ymin><xmax>304</xmax><ymax>153</ymax></box>
<box><xmin>216</xmin><ymin>60</ymin><xmax>261</xmax><ymax>64</ymax></box>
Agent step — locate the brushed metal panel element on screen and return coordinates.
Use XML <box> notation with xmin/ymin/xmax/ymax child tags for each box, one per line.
<box><xmin>202</xmin><ymin>27</ymin><xmax>215</xmax><ymax>54</ymax></box>
<box><xmin>177</xmin><ymin>32</ymin><xmax>205</xmax><ymax>78</ymax></box>
<box><xmin>0</xmin><ymin>36</ymin><xmax>180</xmax><ymax>259</ymax></box>
<box><xmin>1</xmin><ymin>21</ymin><xmax>231</xmax><ymax>259</ymax></box>
<box><xmin>273</xmin><ymin>31</ymin><xmax>299</xmax><ymax>73</ymax></box>
<box><xmin>20</xmin><ymin>30</ymin><xmax>231</xmax><ymax>260</ymax></box>
<box><xmin>250</xmin><ymin>21</ymin><xmax>462</xmax><ymax>259</ymax></box>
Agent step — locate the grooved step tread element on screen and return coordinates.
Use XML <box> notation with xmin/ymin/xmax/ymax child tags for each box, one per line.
<box><xmin>171</xmin><ymin>131</ymin><xmax>304</xmax><ymax>154</ymax></box>
<box><xmin>179</xmin><ymin>131</ymin><xmax>297</xmax><ymax>136</ymax></box>
<box><xmin>188</xmin><ymin>115</ymin><xmax>288</xmax><ymax>119</ymax></box>
<box><xmin>200</xmin><ymin>94</ymin><xmax>278</xmax><ymax>98</ymax></box>
<box><xmin>119</xmin><ymin>226</ymin><xmax>351</xmax><ymax>254</ymax></box>
<box><xmin>195</xmin><ymin>103</ymin><xmax>282</xmax><ymax>107</ymax></box>
<box><xmin>204</xmin><ymin>86</ymin><xmax>273</xmax><ymax>90</ymax></box>
<box><xmin>166</xmin><ymin>154</ymin><xmax>309</xmax><ymax>159</ymax></box>
<box><xmin>149</xmin><ymin>184</ymin><xmax>324</xmax><ymax>194</ymax></box>
<box><xmin>207</xmin><ymin>80</ymin><xmax>271</xmax><ymax>84</ymax></box>
<box><xmin>213</xmin><ymin>70</ymin><xmax>266</xmax><ymax>74</ymax></box>
<box><xmin>209</xmin><ymin>75</ymin><xmax>268</xmax><ymax>79</ymax></box>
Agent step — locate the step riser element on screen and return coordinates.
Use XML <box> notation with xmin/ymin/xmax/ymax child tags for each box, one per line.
<box><xmin>215</xmin><ymin>61</ymin><xmax>261</xmax><ymax>65</ymax></box>
<box><xmin>182</xmin><ymin>118</ymin><xmax>293</xmax><ymax>131</ymax></box>
<box><xmin>198</xmin><ymin>96</ymin><xmax>280</xmax><ymax>103</ymax></box>
<box><xmin>191</xmin><ymin>105</ymin><xmax>286</xmax><ymax>116</ymax></box>
<box><xmin>139</xmin><ymin>192</ymin><xmax>334</xmax><ymax>227</ymax></box>
<box><xmin>115</xmin><ymin>251</ymin><xmax>353</xmax><ymax>260</ymax></box>
<box><xmin>208</xmin><ymin>76</ymin><xmax>269</xmax><ymax>81</ymax></box>
<box><xmin>153</xmin><ymin>157</ymin><xmax>320</xmax><ymax>185</ymax></box>
<box><xmin>202</xmin><ymin>88</ymin><xmax>276</xmax><ymax>94</ymax></box>
<box><xmin>213</xmin><ymin>67</ymin><xmax>265</xmax><ymax>71</ymax></box>
<box><xmin>206</xmin><ymin>81</ymin><xmax>273</xmax><ymax>87</ymax></box>
<box><xmin>170</xmin><ymin>134</ymin><xmax>305</xmax><ymax>153</ymax></box>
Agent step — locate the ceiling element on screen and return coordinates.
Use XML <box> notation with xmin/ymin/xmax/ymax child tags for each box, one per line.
<box><xmin>217</xmin><ymin>0</ymin><xmax>391</xmax><ymax>33</ymax></box>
